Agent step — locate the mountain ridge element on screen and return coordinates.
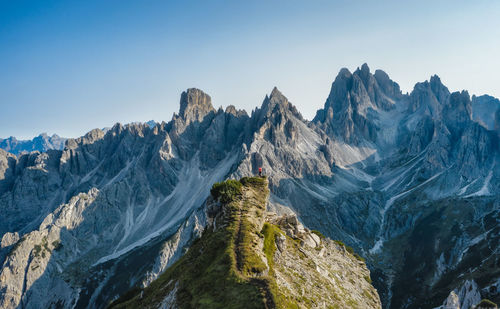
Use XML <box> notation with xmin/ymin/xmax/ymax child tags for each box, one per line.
<box><xmin>0</xmin><ymin>133</ymin><xmax>67</xmax><ymax>156</ymax></box>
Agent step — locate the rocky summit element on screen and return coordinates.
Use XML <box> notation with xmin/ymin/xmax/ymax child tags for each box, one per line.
<box><xmin>0</xmin><ymin>64</ymin><xmax>499</xmax><ymax>309</ymax></box>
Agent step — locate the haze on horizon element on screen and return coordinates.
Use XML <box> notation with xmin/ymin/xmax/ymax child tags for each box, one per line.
<box><xmin>1</xmin><ymin>0</ymin><xmax>499</xmax><ymax>139</ymax></box>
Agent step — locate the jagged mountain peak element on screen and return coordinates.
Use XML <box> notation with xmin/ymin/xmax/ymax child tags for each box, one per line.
<box><xmin>429</xmin><ymin>74</ymin><xmax>450</xmax><ymax>101</ymax></box>
<box><xmin>409</xmin><ymin>75</ymin><xmax>450</xmax><ymax>117</ymax></box>
<box><xmin>260</xmin><ymin>87</ymin><xmax>289</xmax><ymax>114</ymax></box>
<box><xmin>224</xmin><ymin>104</ymin><xmax>248</xmax><ymax>117</ymax></box>
<box><xmin>268</xmin><ymin>87</ymin><xmax>288</xmax><ymax>106</ymax></box>
<box><xmin>360</xmin><ymin>62</ymin><xmax>370</xmax><ymax>72</ymax></box>
<box><xmin>313</xmin><ymin>63</ymin><xmax>402</xmax><ymax>143</ymax></box>
<box><xmin>326</xmin><ymin>63</ymin><xmax>401</xmax><ymax>103</ymax></box>
<box><xmin>270</xmin><ymin>86</ymin><xmax>283</xmax><ymax>97</ymax></box>
<box><xmin>429</xmin><ymin>74</ymin><xmax>442</xmax><ymax>85</ymax></box>
<box><xmin>65</xmin><ymin>127</ymin><xmax>105</xmax><ymax>149</ymax></box>
<box><xmin>337</xmin><ymin>67</ymin><xmax>353</xmax><ymax>78</ymax></box>
<box><xmin>373</xmin><ymin>69</ymin><xmax>403</xmax><ymax>99</ymax></box>
<box><xmin>178</xmin><ymin>88</ymin><xmax>215</xmax><ymax>124</ymax></box>
<box><xmin>354</xmin><ymin>62</ymin><xmax>371</xmax><ymax>84</ymax></box>
<box><xmin>257</xmin><ymin>87</ymin><xmax>302</xmax><ymax>121</ymax></box>
<box><xmin>416</xmin><ymin>74</ymin><xmax>449</xmax><ymax>95</ymax></box>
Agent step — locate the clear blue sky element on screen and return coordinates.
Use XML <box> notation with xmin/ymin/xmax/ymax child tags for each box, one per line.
<box><xmin>1</xmin><ymin>0</ymin><xmax>499</xmax><ymax>139</ymax></box>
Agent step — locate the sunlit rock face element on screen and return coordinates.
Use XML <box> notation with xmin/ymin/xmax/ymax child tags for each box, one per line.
<box><xmin>1</xmin><ymin>65</ymin><xmax>499</xmax><ymax>308</ymax></box>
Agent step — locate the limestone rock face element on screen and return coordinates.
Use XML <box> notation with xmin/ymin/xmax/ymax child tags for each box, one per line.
<box><xmin>472</xmin><ymin>94</ymin><xmax>500</xmax><ymax>130</ymax></box>
<box><xmin>409</xmin><ymin>75</ymin><xmax>450</xmax><ymax>117</ymax></box>
<box><xmin>271</xmin><ymin>230</ymin><xmax>380</xmax><ymax>309</ymax></box>
<box><xmin>179</xmin><ymin>88</ymin><xmax>215</xmax><ymax>124</ymax></box>
<box><xmin>443</xmin><ymin>292</ymin><xmax>461</xmax><ymax>309</ymax></box>
<box><xmin>0</xmin><ymin>232</ymin><xmax>19</xmax><ymax>249</ymax></box>
<box><xmin>435</xmin><ymin>280</ymin><xmax>482</xmax><ymax>309</ymax></box>
<box><xmin>443</xmin><ymin>91</ymin><xmax>473</xmax><ymax>139</ymax></box>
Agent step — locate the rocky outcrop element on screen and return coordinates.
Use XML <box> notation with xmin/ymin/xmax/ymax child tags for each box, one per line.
<box><xmin>435</xmin><ymin>280</ymin><xmax>481</xmax><ymax>309</ymax></box>
<box><xmin>178</xmin><ymin>88</ymin><xmax>215</xmax><ymax>124</ymax></box>
<box><xmin>268</xmin><ymin>212</ymin><xmax>380</xmax><ymax>308</ymax></box>
<box><xmin>472</xmin><ymin>95</ymin><xmax>500</xmax><ymax>130</ymax></box>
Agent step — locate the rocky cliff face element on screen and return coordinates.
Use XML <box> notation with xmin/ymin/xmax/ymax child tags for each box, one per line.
<box><xmin>434</xmin><ymin>280</ymin><xmax>482</xmax><ymax>309</ymax></box>
<box><xmin>109</xmin><ymin>177</ymin><xmax>381</xmax><ymax>309</ymax></box>
<box><xmin>0</xmin><ymin>66</ymin><xmax>499</xmax><ymax>309</ymax></box>
<box><xmin>472</xmin><ymin>95</ymin><xmax>500</xmax><ymax>130</ymax></box>
<box><xmin>313</xmin><ymin>64</ymin><xmax>401</xmax><ymax>144</ymax></box>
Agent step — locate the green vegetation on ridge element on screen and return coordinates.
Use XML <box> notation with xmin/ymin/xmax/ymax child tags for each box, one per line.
<box><xmin>109</xmin><ymin>177</ymin><xmax>274</xmax><ymax>309</ymax></box>
<box><xmin>210</xmin><ymin>179</ymin><xmax>242</xmax><ymax>204</ymax></box>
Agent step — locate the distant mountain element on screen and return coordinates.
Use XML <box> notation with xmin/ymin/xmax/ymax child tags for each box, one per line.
<box><xmin>145</xmin><ymin>120</ymin><xmax>157</xmax><ymax>128</ymax></box>
<box><xmin>0</xmin><ymin>66</ymin><xmax>498</xmax><ymax>309</ymax></box>
<box><xmin>0</xmin><ymin>121</ymin><xmax>158</xmax><ymax>156</ymax></box>
<box><xmin>0</xmin><ymin>133</ymin><xmax>67</xmax><ymax>155</ymax></box>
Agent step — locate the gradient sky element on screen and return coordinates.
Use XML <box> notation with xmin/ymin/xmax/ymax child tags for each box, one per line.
<box><xmin>1</xmin><ymin>0</ymin><xmax>500</xmax><ymax>139</ymax></box>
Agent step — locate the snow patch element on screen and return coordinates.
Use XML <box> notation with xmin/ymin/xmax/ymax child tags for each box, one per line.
<box><xmin>464</xmin><ymin>166</ymin><xmax>493</xmax><ymax>197</ymax></box>
<box><xmin>458</xmin><ymin>179</ymin><xmax>478</xmax><ymax>196</ymax></box>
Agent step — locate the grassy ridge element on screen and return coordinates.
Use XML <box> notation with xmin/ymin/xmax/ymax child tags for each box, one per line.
<box><xmin>109</xmin><ymin>177</ymin><xmax>272</xmax><ymax>309</ymax></box>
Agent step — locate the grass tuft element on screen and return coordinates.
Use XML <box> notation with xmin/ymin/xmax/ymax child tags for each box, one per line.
<box><xmin>311</xmin><ymin>230</ymin><xmax>325</xmax><ymax>239</ymax></box>
<box><xmin>210</xmin><ymin>179</ymin><xmax>242</xmax><ymax>204</ymax></box>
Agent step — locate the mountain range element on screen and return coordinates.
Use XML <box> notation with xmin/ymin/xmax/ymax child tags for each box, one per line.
<box><xmin>0</xmin><ymin>133</ymin><xmax>67</xmax><ymax>156</ymax></box>
<box><xmin>0</xmin><ymin>121</ymin><xmax>158</xmax><ymax>156</ymax></box>
<box><xmin>0</xmin><ymin>64</ymin><xmax>499</xmax><ymax>308</ymax></box>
